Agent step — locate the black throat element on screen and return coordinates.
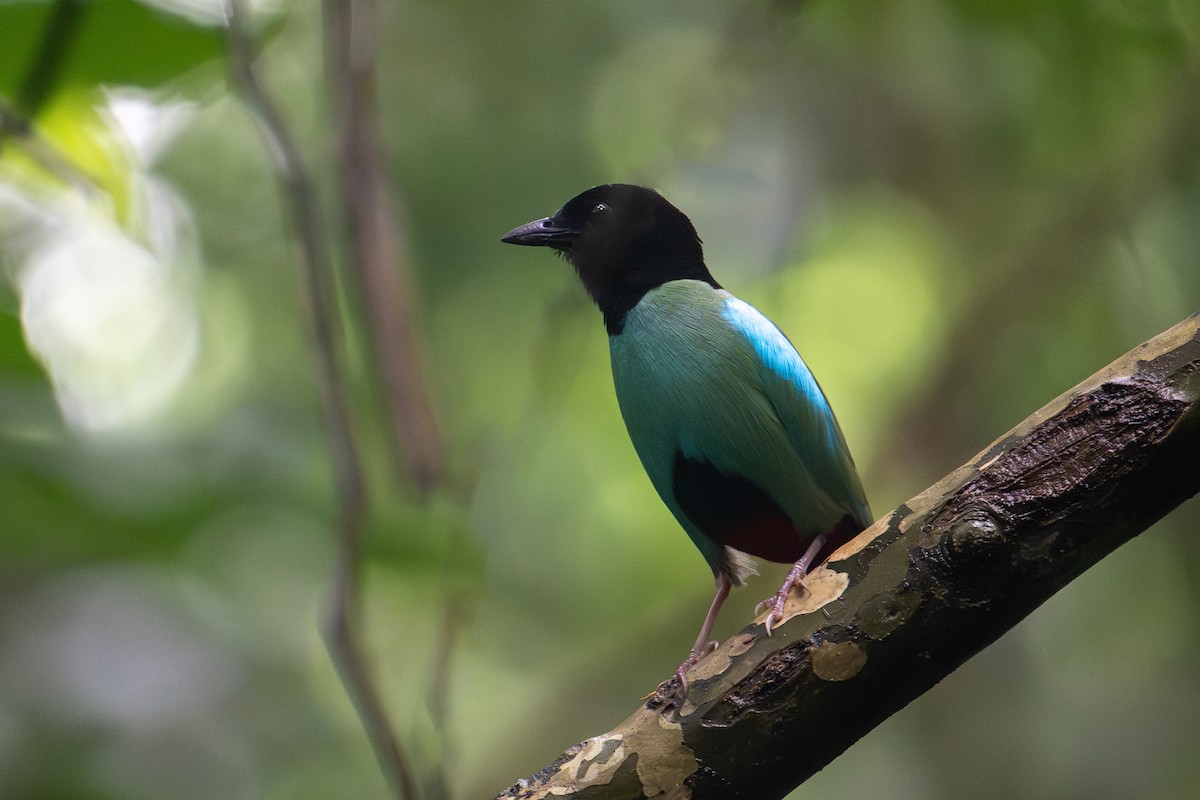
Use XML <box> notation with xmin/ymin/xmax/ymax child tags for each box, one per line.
<box><xmin>592</xmin><ymin>261</ymin><xmax>721</xmax><ymax>335</ymax></box>
<box><xmin>569</xmin><ymin>218</ymin><xmax>718</xmax><ymax>335</ymax></box>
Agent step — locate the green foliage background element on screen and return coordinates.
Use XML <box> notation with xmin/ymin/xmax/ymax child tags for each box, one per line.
<box><xmin>2</xmin><ymin>1</ymin><xmax>1199</xmax><ymax>798</ymax></box>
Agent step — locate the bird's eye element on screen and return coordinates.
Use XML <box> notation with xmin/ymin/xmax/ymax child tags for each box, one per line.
<box><xmin>591</xmin><ymin>202</ymin><xmax>609</xmax><ymax>215</ymax></box>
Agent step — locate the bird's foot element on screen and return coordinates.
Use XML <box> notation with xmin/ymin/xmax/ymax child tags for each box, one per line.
<box><xmin>672</xmin><ymin>640</ymin><xmax>719</xmax><ymax>695</ymax></box>
<box><xmin>756</xmin><ymin>573</ymin><xmax>809</xmax><ymax>636</ymax></box>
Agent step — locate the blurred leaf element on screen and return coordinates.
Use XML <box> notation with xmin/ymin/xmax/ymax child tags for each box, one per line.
<box><xmin>0</xmin><ymin>0</ymin><xmax>222</xmax><ymax>116</ymax></box>
<box><xmin>34</xmin><ymin>88</ymin><xmax>133</xmax><ymax>202</ymax></box>
<box><xmin>0</xmin><ymin>302</ymin><xmax>41</xmax><ymax>377</ymax></box>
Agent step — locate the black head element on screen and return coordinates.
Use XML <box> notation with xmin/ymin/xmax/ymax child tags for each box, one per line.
<box><xmin>501</xmin><ymin>184</ymin><xmax>718</xmax><ymax>333</ymax></box>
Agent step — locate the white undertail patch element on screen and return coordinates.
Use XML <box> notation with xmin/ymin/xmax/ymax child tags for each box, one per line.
<box><xmin>724</xmin><ymin>546</ymin><xmax>758</xmax><ymax>586</ymax></box>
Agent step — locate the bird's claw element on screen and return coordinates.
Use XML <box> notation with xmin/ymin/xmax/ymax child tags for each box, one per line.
<box><xmin>758</xmin><ymin>575</ymin><xmax>809</xmax><ymax>636</ymax></box>
<box><xmin>762</xmin><ymin>598</ymin><xmax>784</xmax><ymax>636</ymax></box>
<box><xmin>672</xmin><ymin>641</ymin><xmax>720</xmax><ymax>695</ymax></box>
<box><xmin>673</xmin><ymin>664</ymin><xmax>689</xmax><ymax>694</ymax></box>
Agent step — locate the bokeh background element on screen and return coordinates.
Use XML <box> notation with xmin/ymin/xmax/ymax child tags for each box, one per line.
<box><xmin>2</xmin><ymin>1</ymin><xmax>1200</xmax><ymax>798</ymax></box>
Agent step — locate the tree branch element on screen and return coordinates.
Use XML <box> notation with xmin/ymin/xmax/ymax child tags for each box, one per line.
<box><xmin>12</xmin><ymin>0</ymin><xmax>85</xmax><ymax>117</ymax></box>
<box><xmin>323</xmin><ymin>0</ymin><xmax>444</xmax><ymax>495</ymax></box>
<box><xmin>224</xmin><ymin>5</ymin><xmax>418</xmax><ymax>799</ymax></box>
<box><xmin>496</xmin><ymin>311</ymin><xmax>1200</xmax><ymax>799</ymax></box>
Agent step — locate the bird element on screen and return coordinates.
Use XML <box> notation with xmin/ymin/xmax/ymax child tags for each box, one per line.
<box><xmin>501</xmin><ymin>184</ymin><xmax>871</xmax><ymax>691</ymax></box>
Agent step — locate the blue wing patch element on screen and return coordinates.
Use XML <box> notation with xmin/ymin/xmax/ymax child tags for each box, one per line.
<box><xmin>720</xmin><ymin>296</ymin><xmax>832</xmax><ymax>419</ymax></box>
<box><xmin>720</xmin><ymin>295</ymin><xmax>871</xmax><ymax>528</ymax></box>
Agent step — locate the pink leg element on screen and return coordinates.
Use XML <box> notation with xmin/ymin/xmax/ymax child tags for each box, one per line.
<box><xmin>674</xmin><ymin>572</ymin><xmax>733</xmax><ymax>692</ymax></box>
<box><xmin>756</xmin><ymin>534</ymin><xmax>826</xmax><ymax>636</ymax></box>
